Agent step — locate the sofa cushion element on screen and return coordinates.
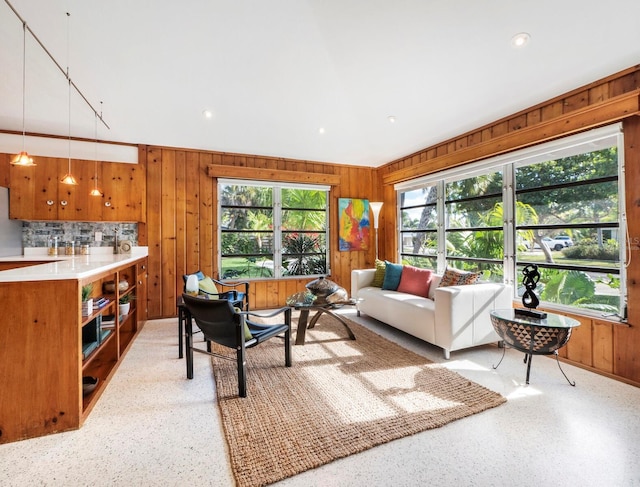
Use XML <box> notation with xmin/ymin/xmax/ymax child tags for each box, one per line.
<box><xmin>382</xmin><ymin>261</ymin><xmax>403</xmax><ymax>290</ymax></box>
<box><xmin>397</xmin><ymin>265</ymin><xmax>433</xmax><ymax>298</ymax></box>
<box><xmin>438</xmin><ymin>267</ymin><xmax>480</xmax><ymax>287</ymax></box>
<box><xmin>371</xmin><ymin>259</ymin><xmax>386</xmax><ymax>288</ymax></box>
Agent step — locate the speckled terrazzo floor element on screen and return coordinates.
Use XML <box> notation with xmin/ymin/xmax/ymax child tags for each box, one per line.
<box><xmin>1</xmin><ymin>310</ymin><xmax>639</xmax><ymax>487</ymax></box>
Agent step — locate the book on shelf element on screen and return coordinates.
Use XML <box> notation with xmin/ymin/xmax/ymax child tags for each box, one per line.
<box><xmin>82</xmin><ymin>341</ymin><xmax>98</xmax><ymax>360</ymax></box>
<box><xmin>99</xmin><ymin>329</ymin><xmax>112</xmax><ymax>343</ymax></box>
<box><xmin>95</xmin><ymin>297</ymin><xmax>110</xmax><ymax>309</ymax></box>
<box><xmin>101</xmin><ymin>315</ymin><xmax>116</xmax><ymax>329</ymax></box>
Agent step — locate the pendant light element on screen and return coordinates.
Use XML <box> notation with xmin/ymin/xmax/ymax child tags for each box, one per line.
<box><xmin>11</xmin><ymin>20</ymin><xmax>36</xmax><ymax>166</ymax></box>
<box><xmin>60</xmin><ymin>12</ymin><xmax>78</xmax><ymax>185</ymax></box>
<box><xmin>89</xmin><ymin>102</ymin><xmax>103</xmax><ymax>196</ymax></box>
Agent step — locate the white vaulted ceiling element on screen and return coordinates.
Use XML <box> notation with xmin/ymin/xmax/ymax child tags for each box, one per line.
<box><xmin>1</xmin><ymin>0</ymin><xmax>639</xmax><ymax>167</ymax></box>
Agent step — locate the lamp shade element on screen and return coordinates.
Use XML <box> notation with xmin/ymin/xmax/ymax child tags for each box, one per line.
<box><xmin>11</xmin><ymin>151</ymin><xmax>36</xmax><ymax>166</ymax></box>
<box><xmin>369</xmin><ymin>201</ymin><xmax>383</xmax><ymax>229</ymax></box>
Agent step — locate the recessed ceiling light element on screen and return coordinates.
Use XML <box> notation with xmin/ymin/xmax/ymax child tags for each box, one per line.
<box><xmin>511</xmin><ymin>32</ymin><xmax>531</xmax><ymax>48</ymax></box>
<box><xmin>318</xmin><ymin>127</ymin><xmax>325</xmax><ymax>134</ymax></box>
<box><xmin>388</xmin><ymin>116</ymin><xmax>396</xmax><ymax>123</ymax></box>
<box><xmin>202</xmin><ymin>109</ymin><xmax>213</xmax><ymax>119</ymax></box>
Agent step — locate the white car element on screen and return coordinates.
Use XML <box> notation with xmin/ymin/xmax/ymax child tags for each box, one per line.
<box><xmin>541</xmin><ymin>236</ymin><xmax>574</xmax><ymax>251</ymax></box>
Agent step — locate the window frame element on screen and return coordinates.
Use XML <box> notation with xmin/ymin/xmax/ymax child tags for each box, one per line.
<box><xmin>218</xmin><ymin>179</ymin><xmax>330</xmax><ymax>280</ymax></box>
<box><xmin>396</xmin><ymin>123</ymin><xmax>627</xmax><ymax>319</ymax></box>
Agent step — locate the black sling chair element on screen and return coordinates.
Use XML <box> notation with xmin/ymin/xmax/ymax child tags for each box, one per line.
<box><xmin>181</xmin><ymin>293</ymin><xmax>291</xmax><ymax>397</ymax></box>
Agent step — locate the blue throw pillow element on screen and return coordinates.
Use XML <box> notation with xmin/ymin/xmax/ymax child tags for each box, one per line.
<box><xmin>382</xmin><ymin>261</ymin><xmax>403</xmax><ymax>290</ymax></box>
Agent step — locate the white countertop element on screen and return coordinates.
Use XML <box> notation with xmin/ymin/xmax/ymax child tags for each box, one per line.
<box><xmin>0</xmin><ymin>247</ymin><xmax>148</xmax><ymax>282</ymax></box>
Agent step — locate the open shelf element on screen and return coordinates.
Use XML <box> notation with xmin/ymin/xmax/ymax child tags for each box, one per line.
<box><xmin>79</xmin><ymin>260</ymin><xmax>145</xmax><ymax>415</ymax></box>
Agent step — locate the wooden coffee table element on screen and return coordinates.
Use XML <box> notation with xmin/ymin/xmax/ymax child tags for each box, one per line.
<box><xmin>292</xmin><ymin>299</ymin><xmax>357</xmax><ymax>345</ymax></box>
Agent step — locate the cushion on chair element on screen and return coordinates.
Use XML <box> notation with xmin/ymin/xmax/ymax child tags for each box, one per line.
<box><xmin>233</xmin><ymin>307</ymin><xmax>254</xmax><ymax>340</ymax></box>
<box><xmin>382</xmin><ymin>261</ymin><xmax>404</xmax><ymax>290</ymax></box>
<box><xmin>198</xmin><ymin>277</ymin><xmax>220</xmax><ymax>298</ymax></box>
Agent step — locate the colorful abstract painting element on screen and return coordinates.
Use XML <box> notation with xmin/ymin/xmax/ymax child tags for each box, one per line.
<box><xmin>339</xmin><ymin>198</ymin><xmax>370</xmax><ymax>251</ymax></box>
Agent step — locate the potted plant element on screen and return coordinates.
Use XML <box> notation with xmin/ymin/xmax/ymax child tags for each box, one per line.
<box><xmin>82</xmin><ymin>284</ymin><xmax>93</xmax><ymax>317</ymax></box>
<box><xmin>118</xmin><ymin>293</ymin><xmax>133</xmax><ymax>316</ymax></box>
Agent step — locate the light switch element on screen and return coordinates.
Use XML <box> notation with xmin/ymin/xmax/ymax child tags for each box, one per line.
<box><xmin>95</xmin><ymin>231</ymin><xmax>103</xmax><ymax>242</ymax></box>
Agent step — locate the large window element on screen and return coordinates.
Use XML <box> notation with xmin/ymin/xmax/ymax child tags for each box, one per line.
<box><xmin>445</xmin><ymin>171</ymin><xmax>504</xmax><ymax>281</ymax></box>
<box><xmin>397</xmin><ymin>124</ymin><xmax>626</xmax><ymax>318</ymax></box>
<box><xmin>219</xmin><ymin>180</ymin><xmax>329</xmax><ymax>279</ymax></box>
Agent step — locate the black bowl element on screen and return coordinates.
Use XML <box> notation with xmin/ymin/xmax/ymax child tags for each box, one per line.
<box><xmin>82</xmin><ymin>376</ymin><xmax>99</xmax><ymax>396</ymax></box>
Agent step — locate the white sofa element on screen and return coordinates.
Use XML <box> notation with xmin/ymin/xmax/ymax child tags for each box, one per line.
<box><xmin>351</xmin><ymin>269</ymin><xmax>513</xmax><ymax>359</ymax></box>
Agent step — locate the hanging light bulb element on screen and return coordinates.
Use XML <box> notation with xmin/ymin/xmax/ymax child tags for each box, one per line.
<box><xmin>11</xmin><ymin>21</ymin><xmax>36</xmax><ymax>166</ymax></box>
<box><xmin>90</xmin><ymin>102</ymin><xmax>103</xmax><ymax>196</ymax></box>
<box><xmin>61</xmin><ymin>12</ymin><xmax>77</xmax><ymax>185</ymax></box>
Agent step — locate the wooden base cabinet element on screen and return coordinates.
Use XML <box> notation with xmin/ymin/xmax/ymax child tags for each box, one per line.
<box><xmin>0</xmin><ymin>257</ymin><xmax>147</xmax><ymax>444</ymax></box>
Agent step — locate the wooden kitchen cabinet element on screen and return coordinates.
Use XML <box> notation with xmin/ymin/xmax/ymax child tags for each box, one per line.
<box><xmin>9</xmin><ymin>157</ymin><xmax>88</xmax><ymax>220</ymax></box>
<box><xmin>9</xmin><ymin>156</ymin><xmax>145</xmax><ymax>222</ymax></box>
<box><xmin>0</xmin><ymin>256</ymin><xmax>147</xmax><ymax>444</ymax></box>
<box><xmin>101</xmin><ymin>162</ymin><xmax>145</xmax><ymax>222</ymax></box>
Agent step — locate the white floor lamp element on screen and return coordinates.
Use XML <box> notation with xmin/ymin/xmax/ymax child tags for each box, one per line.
<box><xmin>369</xmin><ymin>201</ymin><xmax>383</xmax><ymax>260</ymax></box>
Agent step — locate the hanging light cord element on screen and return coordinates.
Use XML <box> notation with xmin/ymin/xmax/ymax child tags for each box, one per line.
<box><xmin>20</xmin><ymin>20</ymin><xmax>26</xmax><ymax>150</ymax></box>
<box><xmin>4</xmin><ymin>0</ymin><xmax>109</xmax><ymax>130</ymax></box>
<box><xmin>67</xmin><ymin>12</ymin><xmax>72</xmax><ymax>174</ymax></box>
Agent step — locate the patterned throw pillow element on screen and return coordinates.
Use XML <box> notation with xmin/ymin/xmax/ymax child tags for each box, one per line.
<box><xmin>371</xmin><ymin>259</ymin><xmax>386</xmax><ymax>287</ymax></box>
<box><xmin>397</xmin><ymin>265</ymin><xmax>433</xmax><ymax>298</ymax></box>
<box><xmin>382</xmin><ymin>261</ymin><xmax>404</xmax><ymax>290</ymax></box>
<box><xmin>438</xmin><ymin>267</ymin><xmax>480</xmax><ymax>287</ymax></box>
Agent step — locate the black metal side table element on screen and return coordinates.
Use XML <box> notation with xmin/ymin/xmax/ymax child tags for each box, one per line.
<box><xmin>490</xmin><ymin>308</ymin><xmax>581</xmax><ymax>386</ymax></box>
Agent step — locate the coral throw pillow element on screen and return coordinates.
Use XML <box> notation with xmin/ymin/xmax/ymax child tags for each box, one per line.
<box><xmin>397</xmin><ymin>266</ymin><xmax>433</xmax><ymax>298</ymax></box>
<box><xmin>438</xmin><ymin>267</ymin><xmax>480</xmax><ymax>287</ymax></box>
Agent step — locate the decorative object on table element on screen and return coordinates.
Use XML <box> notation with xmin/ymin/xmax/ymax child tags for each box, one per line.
<box><xmin>369</xmin><ymin>201</ymin><xmax>383</xmax><ymax>260</ymax></box>
<box><xmin>338</xmin><ymin>198</ymin><xmax>370</xmax><ymax>251</ymax></box>
<box><xmin>81</xmin><ymin>284</ymin><xmax>93</xmax><ymax>317</ymax></box>
<box><xmin>285</xmin><ymin>291</ymin><xmax>317</xmax><ymax>306</ymax></box>
<box><xmin>515</xmin><ymin>264</ymin><xmax>547</xmax><ymax>319</ymax></box>
<box><xmin>305</xmin><ymin>276</ymin><xmax>347</xmax><ymax>305</ymax></box>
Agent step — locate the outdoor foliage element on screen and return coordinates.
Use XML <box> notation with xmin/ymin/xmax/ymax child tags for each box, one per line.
<box><xmin>400</xmin><ymin>145</ymin><xmax>622</xmax><ymax>312</ymax></box>
<box><xmin>282</xmin><ymin>233</ymin><xmax>326</xmax><ymax>276</ymax></box>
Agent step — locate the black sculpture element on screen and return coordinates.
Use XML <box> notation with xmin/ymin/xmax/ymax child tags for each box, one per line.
<box><xmin>515</xmin><ymin>264</ymin><xmax>547</xmax><ymax>319</ymax></box>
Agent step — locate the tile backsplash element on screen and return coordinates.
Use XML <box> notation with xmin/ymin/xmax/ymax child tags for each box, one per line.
<box><xmin>22</xmin><ymin>222</ymin><xmax>138</xmax><ymax>248</ymax></box>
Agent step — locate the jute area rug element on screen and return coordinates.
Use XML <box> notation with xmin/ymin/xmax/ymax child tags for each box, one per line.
<box><xmin>211</xmin><ymin>313</ymin><xmax>506</xmax><ymax>487</ymax></box>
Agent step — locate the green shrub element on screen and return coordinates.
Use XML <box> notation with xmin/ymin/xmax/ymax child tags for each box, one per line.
<box><xmin>562</xmin><ymin>239</ymin><xmax>618</xmax><ymax>261</ymax></box>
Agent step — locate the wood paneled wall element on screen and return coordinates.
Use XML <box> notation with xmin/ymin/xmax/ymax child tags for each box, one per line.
<box><xmin>371</xmin><ymin>65</ymin><xmax>640</xmax><ymax>384</ymax></box>
<box><xmin>141</xmin><ymin>149</ymin><xmax>377</xmax><ymax>319</ymax></box>
<box><xmin>377</xmin><ymin>65</ymin><xmax>640</xmax><ymax>184</ymax></box>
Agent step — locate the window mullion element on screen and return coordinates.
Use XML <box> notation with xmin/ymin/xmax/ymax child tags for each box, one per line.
<box><xmin>436</xmin><ymin>180</ymin><xmax>446</xmax><ymax>273</ymax></box>
<box><xmin>503</xmin><ymin>164</ymin><xmax>516</xmax><ymax>290</ymax></box>
<box><xmin>273</xmin><ymin>188</ymin><xmax>282</xmax><ymax>278</ymax></box>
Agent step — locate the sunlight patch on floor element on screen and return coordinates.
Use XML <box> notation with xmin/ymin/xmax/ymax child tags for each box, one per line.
<box><xmin>439</xmin><ymin>359</ymin><xmax>492</xmax><ymax>373</ymax></box>
<box><xmin>302</xmin><ymin>364</ymin><xmax>462</xmax><ymax>422</ymax></box>
<box><xmin>506</xmin><ymin>384</ymin><xmax>543</xmax><ymax>400</ymax></box>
